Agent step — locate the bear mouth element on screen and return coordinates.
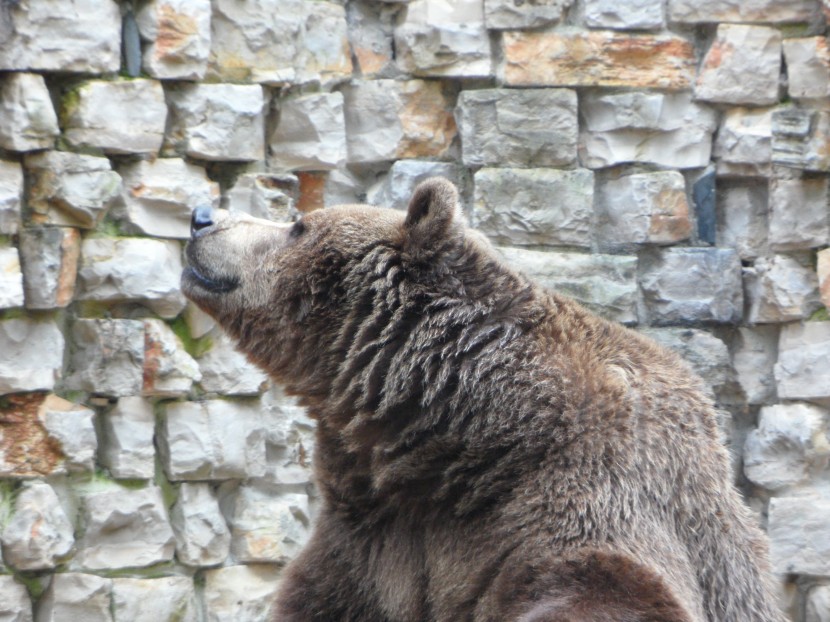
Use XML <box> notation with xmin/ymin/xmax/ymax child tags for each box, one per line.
<box><xmin>182</xmin><ymin>265</ymin><xmax>240</xmax><ymax>294</ymax></box>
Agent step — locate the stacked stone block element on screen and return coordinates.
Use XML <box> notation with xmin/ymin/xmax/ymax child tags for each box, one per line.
<box><xmin>0</xmin><ymin>0</ymin><xmax>828</xmax><ymax>620</ymax></box>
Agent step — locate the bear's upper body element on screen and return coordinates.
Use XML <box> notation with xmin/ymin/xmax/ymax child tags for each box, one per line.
<box><xmin>183</xmin><ymin>179</ymin><xmax>784</xmax><ymax>622</ymax></box>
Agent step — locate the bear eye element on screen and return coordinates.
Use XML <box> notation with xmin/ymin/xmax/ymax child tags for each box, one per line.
<box><xmin>289</xmin><ymin>219</ymin><xmax>306</xmax><ymax>239</ymax></box>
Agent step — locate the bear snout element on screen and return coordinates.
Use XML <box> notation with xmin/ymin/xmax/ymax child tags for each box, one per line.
<box><xmin>190</xmin><ymin>205</ymin><xmax>214</xmax><ymax>237</ymax></box>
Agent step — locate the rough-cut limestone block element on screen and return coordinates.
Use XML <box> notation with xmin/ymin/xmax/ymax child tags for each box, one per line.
<box><xmin>63</xmin><ymin>80</ymin><xmax>167</xmax><ymax>155</ymax></box>
<box><xmin>773</xmin><ymin>108</ymin><xmax>830</xmax><ymax>171</ymax></box>
<box><xmin>166</xmin><ymin>83</ymin><xmax>265</xmax><ymax>162</ymax></box>
<box><xmin>343</xmin><ymin>80</ymin><xmax>456</xmax><ymax>164</ymax></box>
<box><xmin>775</xmin><ymin>322</ymin><xmax>830</xmax><ymax>404</ymax></box>
<box><xmin>112</xmin><ymin>577</ymin><xmax>197</xmax><ymax>622</ymax></box>
<box><xmin>1</xmin><ymin>481</ymin><xmax>74</xmax><ymax>571</ymax></box>
<box><xmin>36</xmin><ymin>573</ymin><xmax>113</xmax><ymax>622</ymax></box>
<box><xmin>39</xmin><ymin>397</ymin><xmax>97</xmax><ymax>473</ymax></box>
<box><xmin>225</xmin><ymin>173</ymin><xmax>299</xmax><ymax>221</ymax></box>
<box><xmin>230</xmin><ymin>486</ymin><xmax>310</xmax><ymax>564</ymax></box>
<box><xmin>474</xmin><ymin>168</ymin><xmax>593</xmax><ymax>248</ymax></box>
<box><xmin>19</xmin><ymin>227</ymin><xmax>81</xmax><ymax>310</ymax></box>
<box><xmin>807</xmin><ymin>585</ymin><xmax>830</xmax><ymax>622</ymax></box>
<box><xmin>498</xmin><ymin>248</ymin><xmax>638</xmax><ymax>325</ymax></box>
<box><xmin>269</xmin><ymin>92</ymin><xmax>347</xmax><ymax>171</ymax></box>
<box><xmin>25</xmin><ymin>151</ymin><xmax>121</xmax><ymax>229</ymax></box>
<box><xmin>0</xmin><ymin>319</ymin><xmax>64</xmax><ymax>395</ymax></box>
<box><xmin>584</xmin><ymin>0</ymin><xmax>663</xmax><ymax>29</ymax></box>
<box><xmin>0</xmin><ymin>246</ymin><xmax>23</xmax><ymax>309</ymax></box>
<box><xmin>716</xmin><ymin>182</ymin><xmax>768</xmax><ymax>261</ymax></box>
<box><xmin>65</xmin><ymin>319</ymin><xmax>145</xmax><ymax>398</ymax></box>
<box><xmin>0</xmin><ymin>0</ymin><xmax>121</xmax><ymax>72</ymax></box>
<box><xmin>820</xmin><ymin>248</ymin><xmax>830</xmax><ymax>311</ymax></box>
<box><xmin>638</xmin><ymin>328</ymin><xmax>734</xmax><ymax>404</ymax></box>
<box><xmin>769</xmin><ymin>496</ymin><xmax>830</xmax><ymax>575</ymax></box>
<box><xmin>784</xmin><ymin>37</ymin><xmax>830</xmax><ymax>100</ymax></box>
<box><xmin>395</xmin><ymin>0</ymin><xmax>492</xmax><ymax>78</ymax></box>
<box><xmin>136</xmin><ymin>0</ymin><xmax>211</xmax><ymax>80</ymax></box>
<box><xmin>579</xmin><ymin>91</ymin><xmax>717</xmax><ymax>169</ymax></box>
<box><xmin>714</xmin><ymin>107</ymin><xmax>773</xmax><ymax>177</ymax></box>
<box><xmin>100</xmin><ymin>397</ymin><xmax>156</xmax><ymax>480</ymax></box>
<box><xmin>296</xmin><ymin>170</ymin><xmax>364</xmax><ymax>212</ymax></box>
<box><xmin>595</xmin><ymin>171</ymin><xmax>691</xmax><ymax>251</ymax></box>
<box><xmin>0</xmin><ymin>160</ymin><xmax>23</xmax><ymax>234</ymax></box>
<box><xmin>639</xmin><ymin>248</ymin><xmax>743</xmax><ymax>325</ymax></box>
<box><xmin>456</xmin><ymin>88</ymin><xmax>577</xmax><ymax>168</ymax></box>
<box><xmin>261</xmin><ymin>386</ymin><xmax>316</xmax><ymax>485</ymax></box>
<box><xmin>160</xmin><ymin>400</ymin><xmax>267</xmax><ymax>481</ymax></box>
<box><xmin>503</xmin><ymin>31</ymin><xmax>695</xmax><ymax>89</ymax></box>
<box><xmin>769</xmin><ymin>175</ymin><xmax>830</xmax><ymax>250</ymax></box>
<box><xmin>203</xmin><ymin>565</ymin><xmax>282</xmax><ymax>622</ymax></box>
<box><xmin>208</xmin><ymin>0</ymin><xmax>351</xmax><ymax>85</ymax></box>
<box><xmin>76</xmin><ymin>486</ymin><xmax>175</xmax><ymax>570</ymax></box>
<box><xmin>171</xmin><ymin>482</ymin><xmax>231</xmax><ymax>567</ymax></box>
<box><xmin>346</xmin><ymin>0</ymin><xmax>396</xmax><ymax>77</ymax></box>
<box><xmin>744</xmin><ymin>403</ymin><xmax>830</xmax><ymax>491</ymax></box>
<box><xmin>0</xmin><ymin>575</ymin><xmax>32</xmax><ymax>622</ymax></box>
<box><xmin>76</xmin><ymin>238</ymin><xmax>185</xmax><ymax>319</ymax></box>
<box><xmin>668</xmin><ymin>0</ymin><xmax>820</xmax><ymax>24</ymax></box>
<box><xmin>732</xmin><ymin>326</ymin><xmax>778</xmax><ymax>405</ymax></box>
<box><xmin>695</xmin><ymin>25</ymin><xmax>781</xmax><ymax>106</ymax></box>
<box><xmin>197</xmin><ymin>331</ymin><xmax>268</xmax><ymax>396</ymax></box>
<box><xmin>485</xmin><ymin>0</ymin><xmax>571</xmax><ymax>29</ymax></box>
<box><xmin>745</xmin><ymin>255</ymin><xmax>821</xmax><ymax>324</ymax></box>
<box><xmin>118</xmin><ymin>158</ymin><xmax>220</xmax><ymax>239</ymax></box>
<box><xmin>0</xmin><ymin>73</ymin><xmax>59</xmax><ymax>151</ymax></box>
<box><xmin>143</xmin><ymin>319</ymin><xmax>201</xmax><ymax>397</ymax></box>
<box><xmin>368</xmin><ymin>161</ymin><xmax>462</xmax><ymax>212</ymax></box>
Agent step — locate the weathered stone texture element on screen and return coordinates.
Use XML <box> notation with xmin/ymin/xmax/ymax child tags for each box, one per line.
<box><xmin>584</xmin><ymin>0</ymin><xmax>663</xmax><ymax>30</ymax></box>
<box><xmin>225</xmin><ymin>173</ymin><xmax>298</xmax><ymax>221</ymax></box>
<box><xmin>36</xmin><ymin>573</ymin><xmax>113</xmax><ymax>622</ymax></box>
<box><xmin>203</xmin><ymin>565</ymin><xmax>282</xmax><ymax>622</ymax></box>
<box><xmin>19</xmin><ymin>227</ymin><xmax>81</xmax><ymax>310</ymax></box>
<box><xmin>346</xmin><ymin>0</ymin><xmax>396</xmax><ymax>77</ymax></box>
<box><xmin>769</xmin><ymin>175</ymin><xmax>830</xmax><ymax>250</ymax></box>
<box><xmin>118</xmin><ymin>158</ymin><xmax>220</xmax><ymax>239</ymax></box>
<box><xmin>732</xmin><ymin>326</ymin><xmax>778</xmax><ymax>405</ymax></box>
<box><xmin>100</xmin><ymin>397</ymin><xmax>156</xmax><ymax>480</ymax></box>
<box><xmin>772</xmin><ymin>108</ymin><xmax>830</xmax><ymax>172</ymax></box>
<box><xmin>579</xmin><ymin>92</ymin><xmax>717</xmax><ymax>169</ymax></box>
<box><xmin>474</xmin><ymin>168</ymin><xmax>593</xmax><ymax>248</ymax></box>
<box><xmin>714</xmin><ymin>108</ymin><xmax>774</xmax><ymax>177</ymax></box>
<box><xmin>498</xmin><ymin>248</ymin><xmax>638</xmax><ymax>324</ymax></box>
<box><xmin>229</xmin><ymin>486</ymin><xmax>310</xmax><ymax>563</ymax></box>
<box><xmin>261</xmin><ymin>387</ymin><xmax>316</xmax><ymax>486</ymax></box>
<box><xmin>143</xmin><ymin>319</ymin><xmax>201</xmax><ymax>397</ymax></box>
<box><xmin>0</xmin><ymin>319</ymin><xmax>64</xmax><ymax>395</ymax></box>
<box><xmin>716</xmin><ymin>182</ymin><xmax>769</xmax><ymax>260</ymax></box>
<box><xmin>769</xmin><ymin>496</ymin><xmax>830</xmax><ymax>575</ymax></box>
<box><xmin>66</xmin><ymin>319</ymin><xmax>145</xmax><ymax>397</ymax></box>
<box><xmin>0</xmin><ymin>73</ymin><xmax>59</xmax><ymax>151</ymax></box>
<box><xmin>503</xmin><ymin>31</ymin><xmax>695</xmax><ymax>89</ymax></box>
<box><xmin>595</xmin><ymin>171</ymin><xmax>691</xmax><ymax>250</ymax></box>
<box><xmin>0</xmin><ymin>246</ymin><xmax>24</xmax><ymax>309</ymax></box>
<box><xmin>784</xmin><ymin>37</ymin><xmax>830</xmax><ymax>100</ymax></box>
<box><xmin>668</xmin><ymin>0</ymin><xmax>820</xmax><ymax>23</ymax></box>
<box><xmin>807</xmin><ymin>585</ymin><xmax>830</xmax><ymax>622</ymax></box>
<box><xmin>456</xmin><ymin>88</ymin><xmax>577</xmax><ymax>168</ymax></box>
<box><xmin>38</xmin><ymin>397</ymin><xmax>97</xmax><ymax>473</ymax></box>
<box><xmin>695</xmin><ymin>25</ymin><xmax>782</xmax><ymax>106</ymax></box>
<box><xmin>820</xmin><ymin>248</ymin><xmax>830</xmax><ymax>311</ymax></box>
<box><xmin>197</xmin><ymin>331</ymin><xmax>268</xmax><ymax>396</ymax></box>
<box><xmin>639</xmin><ymin>248</ymin><xmax>743</xmax><ymax>325</ymax></box>
<box><xmin>745</xmin><ymin>255</ymin><xmax>822</xmax><ymax>324</ymax></box>
<box><xmin>167</xmin><ymin>83</ymin><xmax>265</xmax><ymax>162</ymax></box>
<box><xmin>112</xmin><ymin>577</ymin><xmax>197</xmax><ymax>622</ymax></box>
<box><xmin>368</xmin><ymin>161</ymin><xmax>463</xmax><ymax>212</ymax></box>
<box><xmin>136</xmin><ymin>0</ymin><xmax>212</xmax><ymax>80</ymax></box>
<box><xmin>343</xmin><ymin>80</ymin><xmax>456</xmax><ymax>164</ymax></box>
<box><xmin>0</xmin><ymin>575</ymin><xmax>32</xmax><ymax>622</ymax></box>
<box><xmin>484</xmin><ymin>0</ymin><xmax>571</xmax><ymax>29</ymax></box>
<box><xmin>25</xmin><ymin>152</ymin><xmax>122</xmax><ymax>229</ymax></box>
<box><xmin>775</xmin><ymin>322</ymin><xmax>830</xmax><ymax>404</ymax></box>
<box><xmin>269</xmin><ymin>92</ymin><xmax>347</xmax><ymax>171</ymax></box>
<box><xmin>171</xmin><ymin>482</ymin><xmax>231</xmax><ymax>567</ymax></box>
<box><xmin>0</xmin><ymin>0</ymin><xmax>121</xmax><ymax>72</ymax></box>
<box><xmin>0</xmin><ymin>160</ymin><xmax>23</xmax><ymax>235</ymax></box>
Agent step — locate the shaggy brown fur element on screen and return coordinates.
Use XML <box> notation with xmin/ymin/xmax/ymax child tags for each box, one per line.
<box><xmin>182</xmin><ymin>179</ymin><xmax>784</xmax><ymax>622</ymax></box>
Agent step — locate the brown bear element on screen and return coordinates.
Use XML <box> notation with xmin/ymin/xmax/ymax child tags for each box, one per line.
<box><xmin>182</xmin><ymin>178</ymin><xmax>784</xmax><ymax>622</ymax></box>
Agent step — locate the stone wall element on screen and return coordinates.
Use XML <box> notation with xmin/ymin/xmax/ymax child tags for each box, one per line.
<box><xmin>1</xmin><ymin>0</ymin><xmax>829</xmax><ymax>620</ymax></box>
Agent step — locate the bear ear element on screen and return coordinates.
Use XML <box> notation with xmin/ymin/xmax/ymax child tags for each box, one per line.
<box><xmin>403</xmin><ymin>177</ymin><xmax>462</xmax><ymax>252</ymax></box>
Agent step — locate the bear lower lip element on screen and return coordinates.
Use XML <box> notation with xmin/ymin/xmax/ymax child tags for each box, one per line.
<box><xmin>183</xmin><ymin>266</ymin><xmax>239</xmax><ymax>294</ymax></box>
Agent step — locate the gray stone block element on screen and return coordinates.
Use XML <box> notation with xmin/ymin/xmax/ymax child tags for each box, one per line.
<box><xmin>668</xmin><ymin>0</ymin><xmax>820</xmax><ymax>23</ymax></box>
<box><xmin>485</xmin><ymin>0</ymin><xmax>571</xmax><ymax>29</ymax></box>
<box><xmin>769</xmin><ymin>496</ymin><xmax>830</xmax><ymax>575</ymax></box>
<box><xmin>0</xmin><ymin>246</ymin><xmax>23</xmax><ymax>309</ymax></box>
<box><xmin>775</xmin><ymin>322</ymin><xmax>830</xmax><ymax>405</ymax></box>
<box><xmin>745</xmin><ymin>255</ymin><xmax>821</xmax><ymax>324</ymax></box>
<box><xmin>66</xmin><ymin>319</ymin><xmax>145</xmax><ymax>398</ymax></box>
<box><xmin>772</xmin><ymin>108</ymin><xmax>830</xmax><ymax>171</ymax></box>
<box><xmin>0</xmin><ymin>73</ymin><xmax>59</xmax><ymax>152</ymax></box>
<box><xmin>100</xmin><ymin>397</ymin><xmax>156</xmax><ymax>480</ymax></box>
<box><xmin>769</xmin><ymin>175</ymin><xmax>830</xmax><ymax>251</ymax></box>
<box><xmin>171</xmin><ymin>483</ymin><xmax>231</xmax><ymax>567</ymax></box>
<box><xmin>368</xmin><ymin>161</ymin><xmax>463</xmax><ymax>212</ymax></box>
<box><xmin>136</xmin><ymin>0</ymin><xmax>211</xmax><ymax>80</ymax></box>
<box><xmin>0</xmin><ymin>575</ymin><xmax>31</xmax><ymax>622</ymax></box>
<box><xmin>0</xmin><ymin>160</ymin><xmax>22</xmax><ymax>235</ymax></box>
<box><xmin>584</xmin><ymin>0</ymin><xmax>663</xmax><ymax>30</ymax></box>
<box><xmin>19</xmin><ymin>227</ymin><xmax>81</xmax><ymax>310</ymax></box>
<box><xmin>731</xmin><ymin>326</ymin><xmax>779</xmax><ymax>405</ymax></box>
<box><xmin>269</xmin><ymin>92</ymin><xmax>347</xmax><ymax>172</ymax></box>
<box><xmin>142</xmin><ymin>319</ymin><xmax>201</xmax><ymax>398</ymax></box>
<box><xmin>112</xmin><ymin>577</ymin><xmax>197</xmax><ymax>622</ymax></box>
<box><xmin>36</xmin><ymin>573</ymin><xmax>113</xmax><ymax>622</ymax></box>
<box><xmin>714</xmin><ymin>107</ymin><xmax>773</xmax><ymax>177</ymax></box>
<box><xmin>716</xmin><ymin>182</ymin><xmax>769</xmax><ymax>261</ymax></box>
<box><xmin>203</xmin><ymin>565</ymin><xmax>282</xmax><ymax>622</ymax></box>
<box><xmin>0</xmin><ymin>319</ymin><xmax>64</xmax><ymax>395</ymax></box>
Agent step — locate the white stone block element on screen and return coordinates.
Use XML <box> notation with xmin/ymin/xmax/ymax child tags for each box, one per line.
<box><xmin>40</xmin><ymin>397</ymin><xmax>97</xmax><ymax>473</ymax></box>
<box><xmin>25</xmin><ymin>151</ymin><xmax>121</xmax><ymax>229</ymax></box>
<box><xmin>65</xmin><ymin>319</ymin><xmax>145</xmax><ymax>398</ymax></box>
<box><xmin>225</xmin><ymin>174</ymin><xmax>298</xmax><ymax>221</ymax></box>
<box><xmin>76</xmin><ymin>486</ymin><xmax>175</xmax><ymax>570</ymax></box>
<box><xmin>143</xmin><ymin>319</ymin><xmax>201</xmax><ymax>398</ymax></box>
<box><xmin>0</xmin><ymin>0</ymin><xmax>121</xmax><ymax>72</ymax></box>
<box><xmin>784</xmin><ymin>37</ymin><xmax>830</xmax><ymax>100</ymax></box>
<box><xmin>772</xmin><ymin>107</ymin><xmax>830</xmax><ymax>171</ymax></box>
<box><xmin>668</xmin><ymin>0</ymin><xmax>820</xmax><ymax>23</ymax></box>
<box><xmin>35</xmin><ymin>573</ymin><xmax>112</xmax><ymax>622</ymax></box>
<box><xmin>171</xmin><ymin>483</ymin><xmax>230</xmax><ymax>567</ymax></box>
<box><xmin>367</xmin><ymin>160</ymin><xmax>462</xmax><ymax>212</ymax></box>
<box><xmin>769</xmin><ymin>175</ymin><xmax>830</xmax><ymax>251</ymax></box>
<box><xmin>474</xmin><ymin>168</ymin><xmax>593</xmax><ymax>248</ymax></box>
<box><xmin>484</xmin><ymin>0</ymin><xmax>571</xmax><ymax>29</ymax></box>
<box><xmin>0</xmin><ymin>73</ymin><xmax>59</xmax><ymax>151</ymax></box>
<box><xmin>261</xmin><ymin>386</ymin><xmax>315</xmax><ymax>486</ymax></box>
<box><xmin>715</xmin><ymin>182</ymin><xmax>769</xmax><ymax>260</ymax></box>
<box><xmin>118</xmin><ymin>158</ymin><xmax>220</xmax><ymax>239</ymax></box>
<box><xmin>584</xmin><ymin>0</ymin><xmax>663</xmax><ymax>30</ymax></box>
<box><xmin>1</xmin><ymin>481</ymin><xmax>74</xmax><ymax>571</ymax></box>
<box><xmin>112</xmin><ymin>577</ymin><xmax>197</xmax><ymax>622</ymax></box>
<box><xmin>197</xmin><ymin>331</ymin><xmax>268</xmax><ymax>396</ymax></box>
<box><xmin>230</xmin><ymin>486</ymin><xmax>310</xmax><ymax>564</ymax></box>
<box><xmin>0</xmin><ymin>160</ymin><xmax>23</xmax><ymax>235</ymax></box>
<box><xmin>821</xmin><ymin>249</ymin><xmax>830</xmax><ymax>311</ymax></box>
<box><xmin>714</xmin><ymin>107</ymin><xmax>773</xmax><ymax>176</ymax></box>
<box><xmin>744</xmin><ymin>403</ymin><xmax>830</xmax><ymax>490</ymax></box>
<box><xmin>0</xmin><ymin>247</ymin><xmax>24</xmax><ymax>309</ymax></box>
<box><xmin>136</xmin><ymin>0</ymin><xmax>211</xmax><ymax>80</ymax></box>
<box><xmin>77</xmin><ymin>238</ymin><xmax>186</xmax><ymax>319</ymax></box>
<box><xmin>63</xmin><ymin>80</ymin><xmax>167</xmax><ymax>155</ymax></box>
<box><xmin>0</xmin><ymin>319</ymin><xmax>64</xmax><ymax>395</ymax></box>
<box><xmin>807</xmin><ymin>585</ymin><xmax>830</xmax><ymax>622</ymax></box>
<box><xmin>203</xmin><ymin>565</ymin><xmax>282</xmax><ymax>622</ymax></box>
<box><xmin>769</xmin><ymin>496</ymin><xmax>830</xmax><ymax>575</ymax></box>
<box><xmin>745</xmin><ymin>255</ymin><xmax>821</xmax><ymax>323</ymax></box>
<box><xmin>100</xmin><ymin>397</ymin><xmax>156</xmax><ymax>480</ymax></box>
<box><xmin>160</xmin><ymin>400</ymin><xmax>267</xmax><ymax>481</ymax></box>
<box><xmin>346</xmin><ymin>0</ymin><xmax>396</xmax><ymax>77</ymax></box>
<box><xmin>269</xmin><ymin>92</ymin><xmax>347</xmax><ymax>171</ymax></box>
<box><xmin>731</xmin><ymin>326</ymin><xmax>778</xmax><ymax>405</ymax></box>
<box><xmin>19</xmin><ymin>227</ymin><xmax>81</xmax><ymax>310</ymax></box>
<box><xmin>775</xmin><ymin>322</ymin><xmax>830</xmax><ymax>405</ymax></box>
<box><xmin>0</xmin><ymin>575</ymin><xmax>32</xmax><ymax>622</ymax></box>
<box><xmin>579</xmin><ymin>91</ymin><xmax>717</xmax><ymax>169</ymax></box>
<box><xmin>167</xmin><ymin>83</ymin><xmax>265</xmax><ymax>162</ymax></box>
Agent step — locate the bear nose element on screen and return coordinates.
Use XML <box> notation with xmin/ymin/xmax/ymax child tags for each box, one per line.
<box><xmin>191</xmin><ymin>205</ymin><xmax>214</xmax><ymax>236</ymax></box>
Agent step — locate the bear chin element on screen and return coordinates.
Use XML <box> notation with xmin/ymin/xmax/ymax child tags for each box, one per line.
<box><xmin>181</xmin><ymin>264</ymin><xmax>239</xmax><ymax>295</ymax></box>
